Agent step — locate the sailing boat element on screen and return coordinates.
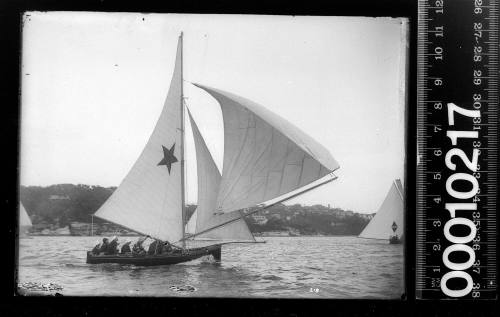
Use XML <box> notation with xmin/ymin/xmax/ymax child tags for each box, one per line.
<box><xmin>358</xmin><ymin>179</ymin><xmax>404</xmax><ymax>244</ymax></box>
<box><xmin>19</xmin><ymin>202</ymin><xmax>33</xmax><ymax>238</ymax></box>
<box><xmin>86</xmin><ymin>33</ymin><xmax>339</xmax><ymax>266</ymax></box>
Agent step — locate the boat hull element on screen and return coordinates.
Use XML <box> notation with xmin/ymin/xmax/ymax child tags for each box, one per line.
<box><xmin>389</xmin><ymin>236</ymin><xmax>402</xmax><ymax>244</ymax></box>
<box><xmin>86</xmin><ymin>244</ymin><xmax>221</xmax><ymax>266</ymax></box>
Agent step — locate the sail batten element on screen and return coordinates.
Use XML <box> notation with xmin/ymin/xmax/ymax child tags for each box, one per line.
<box><xmin>358</xmin><ymin>179</ymin><xmax>404</xmax><ymax>240</ymax></box>
<box><xmin>193</xmin><ymin>83</ymin><xmax>340</xmax><ymax>215</ymax></box>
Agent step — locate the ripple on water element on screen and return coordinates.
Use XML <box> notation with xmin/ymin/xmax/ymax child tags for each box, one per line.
<box><xmin>261</xmin><ymin>275</ymin><xmax>283</xmax><ymax>281</ymax></box>
<box><xmin>18</xmin><ymin>236</ymin><xmax>404</xmax><ymax>298</ymax></box>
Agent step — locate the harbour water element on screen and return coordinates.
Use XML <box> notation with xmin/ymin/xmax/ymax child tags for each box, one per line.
<box><xmin>17</xmin><ymin>236</ymin><xmax>404</xmax><ymax>298</ymax></box>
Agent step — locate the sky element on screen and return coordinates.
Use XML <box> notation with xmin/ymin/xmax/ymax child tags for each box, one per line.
<box><xmin>20</xmin><ymin>12</ymin><xmax>408</xmax><ymax>214</ymax></box>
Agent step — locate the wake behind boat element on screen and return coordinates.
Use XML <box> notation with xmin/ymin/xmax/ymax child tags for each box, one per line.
<box><xmin>86</xmin><ymin>32</ymin><xmax>340</xmax><ymax>266</ymax></box>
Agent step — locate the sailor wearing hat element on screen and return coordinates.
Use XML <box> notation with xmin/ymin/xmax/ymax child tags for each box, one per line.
<box><xmin>91</xmin><ymin>240</ymin><xmax>102</xmax><ymax>255</ymax></box>
<box><xmin>105</xmin><ymin>236</ymin><xmax>119</xmax><ymax>255</ymax></box>
<box><xmin>132</xmin><ymin>237</ymin><xmax>147</xmax><ymax>255</ymax></box>
<box><xmin>120</xmin><ymin>239</ymin><xmax>132</xmax><ymax>254</ymax></box>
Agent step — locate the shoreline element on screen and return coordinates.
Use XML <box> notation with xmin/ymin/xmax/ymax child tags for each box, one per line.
<box><xmin>25</xmin><ymin>233</ymin><xmax>358</xmax><ymax>238</ymax></box>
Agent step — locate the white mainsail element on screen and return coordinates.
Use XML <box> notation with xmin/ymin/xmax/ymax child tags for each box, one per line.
<box><xmin>358</xmin><ymin>179</ymin><xmax>404</xmax><ymax>240</ymax></box>
<box><xmin>92</xmin><ymin>33</ymin><xmax>339</xmax><ymax>246</ymax></box>
<box><xmin>188</xmin><ymin>110</ymin><xmax>255</xmax><ymax>242</ymax></box>
<box><xmin>94</xmin><ymin>35</ymin><xmax>184</xmax><ymax>242</ymax></box>
<box><xmin>193</xmin><ymin>84</ymin><xmax>340</xmax><ymax>215</ymax></box>
<box><xmin>19</xmin><ymin>202</ymin><xmax>32</xmax><ymax>228</ymax></box>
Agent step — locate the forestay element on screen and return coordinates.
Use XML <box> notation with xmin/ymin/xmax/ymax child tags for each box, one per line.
<box><xmin>193</xmin><ymin>84</ymin><xmax>340</xmax><ymax>214</ymax></box>
<box><xmin>188</xmin><ymin>111</ymin><xmax>255</xmax><ymax>241</ymax></box>
<box><xmin>94</xmin><ymin>37</ymin><xmax>184</xmax><ymax>242</ymax></box>
<box><xmin>358</xmin><ymin>179</ymin><xmax>404</xmax><ymax>239</ymax></box>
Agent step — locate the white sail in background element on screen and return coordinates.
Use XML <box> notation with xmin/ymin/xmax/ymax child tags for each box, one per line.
<box><xmin>188</xmin><ymin>111</ymin><xmax>255</xmax><ymax>241</ymax></box>
<box><xmin>193</xmin><ymin>84</ymin><xmax>340</xmax><ymax>215</ymax></box>
<box><xmin>185</xmin><ymin>209</ymin><xmax>197</xmax><ymax>234</ymax></box>
<box><xmin>94</xmin><ymin>36</ymin><xmax>184</xmax><ymax>242</ymax></box>
<box><xmin>358</xmin><ymin>179</ymin><xmax>404</xmax><ymax>240</ymax></box>
<box><xmin>19</xmin><ymin>202</ymin><xmax>32</xmax><ymax>228</ymax></box>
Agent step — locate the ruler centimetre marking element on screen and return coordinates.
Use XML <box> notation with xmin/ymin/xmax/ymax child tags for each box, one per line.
<box><xmin>416</xmin><ymin>0</ymin><xmax>498</xmax><ymax>299</ymax></box>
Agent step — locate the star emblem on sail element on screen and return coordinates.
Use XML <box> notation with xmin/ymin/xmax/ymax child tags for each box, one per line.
<box><xmin>157</xmin><ymin>143</ymin><xmax>178</xmax><ymax>174</ymax></box>
<box><xmin>358</xmin><ymin>179</ymin><xmax>404</xmax><ymax>241</ymax></box>
<box><xmin>93</xmin><ymin>33</ymin><xmax>340</xmax><ymax>246</ymax></box>
<box><xmin>94</xmin><ymin>35</ymin><xmax>185</xmax><ymax>243</ymax></box>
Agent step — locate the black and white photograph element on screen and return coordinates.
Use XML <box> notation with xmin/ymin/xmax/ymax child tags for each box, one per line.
<box><xmin>18</xmin><ymin>12</ymin><xmax>408</xmax><ymax>298</ymax></box>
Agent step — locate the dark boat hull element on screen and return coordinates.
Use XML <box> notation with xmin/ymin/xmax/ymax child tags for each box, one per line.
<box><xmin>86</xmin><ymin>244</ymin><xmax>222</xmax><ymax>266</ymax></box>
<box><xmin>389</xmin><ymin>236</ymin><xmax>402</xmax><ymax>244</ymax></box>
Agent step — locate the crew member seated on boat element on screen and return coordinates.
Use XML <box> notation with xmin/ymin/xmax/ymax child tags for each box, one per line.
<box><xmin>132</xmin><ymin>237</ymin><xmax>147</xmax><ymax>255</ymax></box>
<box><xmin>98</xmin><ymin>238</ymin><xmax>110</xmax><ymax>254</ymax></box>
<box><xmin>148</xmin><ymin>239</ymin><xmax>164</xmax><ymax>255</ymax></box>
<box><xmin>162</xmin><ymin>241</ymin><xmax>173</xmax><ymax>253</ymax></box>
<box><xmin>105</xmin><ymin>236</ymin><xmax>119</xmax><ymax>255</ymax></box>
<box><xmin>91</xmin><ymin>240</ymin><xmax>101</xmax><ymax>255</ymax></box>
<box><xmin>120</xmin><ymin>240</ymin><xmax>132</xmax><ymax>254</ymax></box>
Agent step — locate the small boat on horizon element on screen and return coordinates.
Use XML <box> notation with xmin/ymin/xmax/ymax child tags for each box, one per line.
<box><xmin>358</xmin><ymin>179</ymin><xmax>404</xmax><ymax>244</ymax></box>
<box><xmin>19</xmin><ymin>202</ymin><xmax>33</xmax><ymax>239</ymax></box>
<box><xmin>86</xmin><ymin>32</ymin><xmax>340</xmax><ymax>266</ymax></box>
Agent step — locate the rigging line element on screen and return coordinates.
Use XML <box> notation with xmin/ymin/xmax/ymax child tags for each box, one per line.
<box><xmin>183</xmin><ymin>98</ymin><xmax>191</xmax><ymax>227</ymax></box>
<box><xmin>179</xmin><ymin>31</ymin><xmax>186</xmax><ymax>249</ymax></box>
<box><xmin>177</xmin><ymin>174</ymin><xmax>336</xmax><ymax>242</ymax></box>
<box><xmin>394</xmin><ymin>180</ymin><xmax>404</xmax><ymax>202</ymax></box>
<box><xmin>93</xmin><ymin>214</ymin><xmax>162</xmax><ymax>242</ymax></box>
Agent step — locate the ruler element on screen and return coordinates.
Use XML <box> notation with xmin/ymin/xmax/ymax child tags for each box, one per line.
<box><xmin>416</xmin><ymin>0</ymin><xmax>498</xmax><ymax>299</ymax></box>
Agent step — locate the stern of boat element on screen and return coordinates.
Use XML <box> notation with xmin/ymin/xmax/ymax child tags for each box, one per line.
<box><xmin>209</xmin><ymin>245</ymin><xmax>222</xmax><ymax>261</ymax></box>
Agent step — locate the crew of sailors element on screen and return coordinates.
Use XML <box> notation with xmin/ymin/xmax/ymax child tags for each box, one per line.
<box><xmin>91</xmin><ymin>236</ymin><xmax>175</xmax><ymax>256</ymax></box>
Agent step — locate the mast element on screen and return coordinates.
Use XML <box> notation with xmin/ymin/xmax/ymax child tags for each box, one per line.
<box><xmin>179</xmin><ymin>32</ymin><xmax>186</xmax><ymax>249</ymax></box>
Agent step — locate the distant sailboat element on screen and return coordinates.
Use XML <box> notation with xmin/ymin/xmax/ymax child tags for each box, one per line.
<box><xmin>358</xmin><ymin>179</ymin><xmax>404</xmax><ymax>244</ymax></box>
<box><xmin>86</xmin><ymin>33</ymin><xmax>339</xmax><ymax>265</ymax></box>
<box><xmin>19</xmin><ymin>202</ymin><xmax>32</xmax><ymax>237</ymax></box>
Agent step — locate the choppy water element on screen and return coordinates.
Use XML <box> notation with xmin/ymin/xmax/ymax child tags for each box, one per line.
<box><xmin>17</xmin><ymin>236</ymin><xmax>404</xmax><ymax>298</ymax></box>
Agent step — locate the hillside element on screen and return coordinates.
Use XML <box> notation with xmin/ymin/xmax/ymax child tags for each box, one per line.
<box><xmin>20</xmin><ymin>184</ymin><xmax>373</xmax><ymax>236</ymax></box>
